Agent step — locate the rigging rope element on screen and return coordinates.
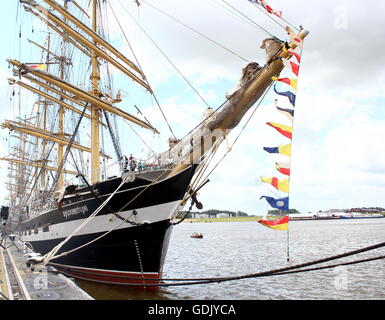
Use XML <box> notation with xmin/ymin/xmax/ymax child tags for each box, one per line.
<box><xmin>43</xmin><ymin>173</ymin><xmax>133</xmax><ymax>264</ymax></box>
<box><xmin>191</xmin><ymin>83</ymin><xmax>273</xmax><ymax>197</ymax></box>
<box><xmin>50</xmin><ymin>103</ymin><xmax>89</xmax><ymax>192</ymax></box>
<box><xmin>23</xmin><ymin>140</ymin><xmax>56</xmax><ymax>205</ymax></box>
<box><xmin>247</xmin><ymin>1</ymin><xmax>300</xmax><ymax>32</ymax></box>
<box><xmin>171</xmin><ymin>77</ymin><xmax>275</xmax><ymax>225</ymax></box>
<box><xmin>250</xmin><ymin>1</ymin><xmax>287</xmax><ymax>30</ymax></box>
<box><xmin>15</xmin><ymin>0</ymin><xmax>312</xmax><ymax>283</ymax></box>
<box><xmin>220</xmin><ymin>0</ymin><xmax>279</xmax><ymax>40</ymax></box>
<box><xmin>42</xmin><ymin>167</ymin><xmax>177</xmax><ymax>263</ymax></box>
<box><xmin>102</xmin><ymin>110</ymin><xmax>123</xmax><ymax>165</ymax></box>
<box><xmin>122</xmin><ymin>117</ymin><xmax>156</xmax><ymax>155</ymax></box>
<box><xmin>109</xmin><ymin>1</ymin><xmax>177</xmax><ymax>139</ymax></box>
<box><xmin>118</xmin><ymin>0</ymin><xmax>211</xmax><ymax>110</ymax></box>
<box><xmin>141</xmin><ymin>0</ymin><xmax>249</xmax><ymax>63</ymax></box>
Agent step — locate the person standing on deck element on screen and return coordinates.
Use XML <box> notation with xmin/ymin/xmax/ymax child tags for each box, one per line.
<box><xmin>129</xmin><ymin>154</ymin><xmax>137</xmax><ymax>172</ymax></box>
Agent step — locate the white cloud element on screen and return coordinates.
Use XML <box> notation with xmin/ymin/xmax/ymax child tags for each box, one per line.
<box><xmin>289</xmin><ymin>104</ymin><xmax>385</xmax><ymax>211</ymax></box>
<box><xmin>322</xmin><ymin>119</ymin><xmax>385</xmax><ymax>175</ymax></box>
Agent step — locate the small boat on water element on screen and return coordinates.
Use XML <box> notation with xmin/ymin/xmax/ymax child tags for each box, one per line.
<box><xmin>191</xmin><ymin>232</ymin><xmax>203</xmax><ymax>239</ymax></box>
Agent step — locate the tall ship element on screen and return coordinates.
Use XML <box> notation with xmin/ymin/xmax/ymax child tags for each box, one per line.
<box><xmin>1</xmin><ymin>0</ymin><xmax>308</xmax><ymax>287</ymax></box>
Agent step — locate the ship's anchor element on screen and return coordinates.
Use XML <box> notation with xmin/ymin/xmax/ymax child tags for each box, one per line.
<box><xmin>173</xmin><ymin>180</ymin><xmax>210</xmax><ymax>226</ymax></box>
<box><xmin>189</xmin><ymin>190</ymin><xmax>203</xmax><ymax>211</ymax></box>
<box><xmin>189</xmin><ymin>179</ymin><xmax>210</xmax><ymax>211</ymax></box>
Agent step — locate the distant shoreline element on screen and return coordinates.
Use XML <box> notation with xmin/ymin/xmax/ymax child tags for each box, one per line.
<box><xmin>183</xmin><ymin>213</ymin><xmax>385</xmax><ymax>223</ymax></box>
<box><xmin>183</xmin><ymin>217</ymin><xmax>263</xmax><ymax>223</ymax></box>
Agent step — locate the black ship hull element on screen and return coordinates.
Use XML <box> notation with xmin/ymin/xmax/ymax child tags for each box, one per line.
<box><xmin>17</xmin><ymin>165</ymin><xmax>197</xmax><ymax>287</ymax></box>
<box><xmin>50</xmin><ymin>220</ymin><xmax>173</xmax><ymax>287</ymax></box>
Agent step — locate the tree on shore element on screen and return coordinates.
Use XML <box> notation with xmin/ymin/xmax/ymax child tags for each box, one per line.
<box><xmin>177</xmin><ymin>209</ymin><xmax>249</xmax><ymax>219</ymax></box>
<box><xmin>268</xmin><ymin>209</ymin><xmax>299</xmax><ymax>215</ymax></box>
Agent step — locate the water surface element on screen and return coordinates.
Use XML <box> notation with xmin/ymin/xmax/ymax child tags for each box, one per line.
<box><xmin>76</xmin><ymin>218</ymin><xmax>385</xmax><ymax>300</ymax></box>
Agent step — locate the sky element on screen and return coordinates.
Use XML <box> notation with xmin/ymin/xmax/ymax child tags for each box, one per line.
<box><xmin>0</xmin><ymin>0</ymin><xmax>385</xmax><ymax>215</ymax></box>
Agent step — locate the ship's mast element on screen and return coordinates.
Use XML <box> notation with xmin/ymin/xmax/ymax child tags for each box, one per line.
<box><xmin>41</xmin><ymin>99</ymin><xmax>48</xmax><ymax>189</ymax></box>
<box><xmin>2</xmin><ymin>0</ymin><xmax>158</xmax><ymax>199</ymax></box>
<box><xmin>57</xmin><ymin>1</ymin><xmax>68</xmax><ymax>190</ymax></box>
<box><xmin>32</xmin><ymin>34</ymin><xmax>50</xmax><ymax>191</ymax></box>
<box><xmin>90</xmin><ymin>0</ymin><xmax>101</xmax><ymax>184</ymax></box>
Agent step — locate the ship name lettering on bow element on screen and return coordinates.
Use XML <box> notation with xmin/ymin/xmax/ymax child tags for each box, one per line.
<box><xmin>62</xmin><ymin>205</ymin><xmax>88</xmax><ymax>219</ymax></box>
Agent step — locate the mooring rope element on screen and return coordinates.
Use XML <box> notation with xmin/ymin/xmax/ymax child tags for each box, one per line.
<box><xmin>60</xmin><ymin>240</ymin><xmax>385</xmax><ymax>287</ymax></box>
<box><xmin>139</xmin><ymin>254</ymin><xmax>385</xmax><ymax>287</ymax></box>
<box><xmin>42</xmin><ymin>175</ymin><xmax>132</xmax><ymax>264</ymax></box>
<box><xmin>43</xmin><ymin>168</ymin><xmax>178</xmax><ymax>262</ymax></box>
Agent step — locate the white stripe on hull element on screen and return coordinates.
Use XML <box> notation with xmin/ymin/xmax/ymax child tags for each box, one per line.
<box><xmin>21</xmin><ymin>200</ymin><xmax>180</xmax><ymax>242</ymax></box>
